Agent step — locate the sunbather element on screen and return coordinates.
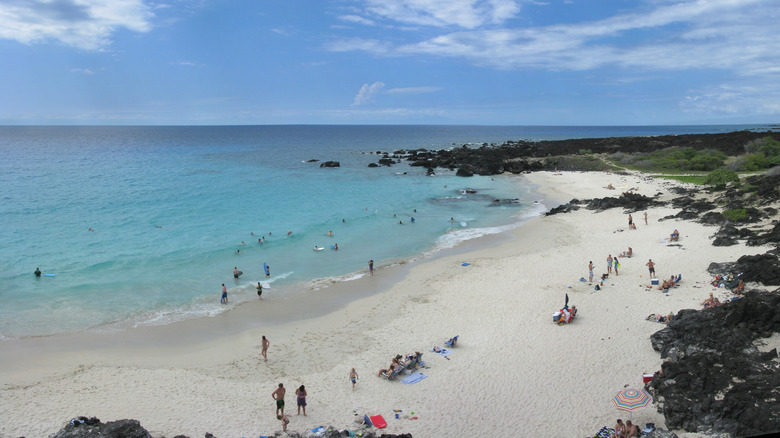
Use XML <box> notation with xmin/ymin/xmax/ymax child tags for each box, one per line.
<box><xmin>670</xmin><ymin>229</ymin><xmax>679</xmax><ymax>241</ymax></box>
<box><xmin>377</xmin><ymin>364</ymin><xmax>397</xmax><ymax>377</ymax></box>
<box><xmin>734</xmin><ymin>279</ymin><xmax>745</xmax><ymax>295</ymax></box>
<box><xmin>701</xmin><ymin>292</ymin><xmax>720</xmax><ymax>309</ymax></box>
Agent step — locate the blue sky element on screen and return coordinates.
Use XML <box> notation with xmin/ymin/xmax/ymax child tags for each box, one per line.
<box><xmin>1</xmin><ymin>0</ymin><xmax>779</xmax><ymax>125</ymax></box>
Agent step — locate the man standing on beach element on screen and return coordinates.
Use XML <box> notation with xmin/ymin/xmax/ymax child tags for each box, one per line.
<box><xmin>607</xmin><ymin>255</ymin><xmax>613</xmax><ymax>274</ymax></box>
<box><xmin>221</xmin><ymin>284</ymin><xmax>228</xmax><ymax>304</ymax></box>
<box><xmin>588</xmin><ymin>261</ymin><xmax>594</xmax><ymax>283</ymax></box>
<box><xmin>272</xmin><ymin>383</ymin><xmax>286</xmax><ymax>417</ymax></box>
<box><xmin>644</xmin><ymin>211</ymin><xmax>648</xmax><ymax>225</ymax></box>
<box><xmin>646</xmin><ymin>259</ymin><xmax>656</xmax><ymax>278</ymax></box>
<box><xmin>261</xmin><ymin>335</ymin><xmax>270</xmax><ymax>361</ymax></box>
<box><xmin>368</xmin><ymin>260</ymin><xmax>374</xmax><ymax>276</ymax></box>
<box><xmin>628</xmin><ymin>214</ymin><xmax>633</xmax><ymax>228</ymax></box>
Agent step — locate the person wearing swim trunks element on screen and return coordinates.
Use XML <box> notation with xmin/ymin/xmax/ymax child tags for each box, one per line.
<box><xmin>349</xmin><ymin>368</ymin><xmax>358</xmax><ymax>390</ymax></box>
<box><xmin>588</xmin><ymin>261</ymin><xmax>594</xmax><ymax>283</ymax></box>
<box><xmin>646</xmin><ymin>259</ymin><xmax>656</xmax><ymax>278</ymax></box>
<box><xmin>221</xmin><ymin>284</ymin><xmax>227</xmax><ymax>304</ymax></box>
<box><xmin>256</xmin><ymin>282</ymin><xmax>263</xmax><ymax>299</ymax></box>
<box><xmin>272</xmin><ymin>383</ymin><xmax>286</xmax><ymax>417</ymax></box>
<box><xmin>369</xmin><ymin>260</ymin><xmax>374</xmax><ymax>276</ymax></box>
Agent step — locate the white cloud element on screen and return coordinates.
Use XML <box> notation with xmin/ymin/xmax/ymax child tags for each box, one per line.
<box><xmin>386</xmin><ymin>86</ymin><xmax>443</xmax><ymax>94</ymax></box>
<box><xmin>0</xmin><ymin>0</ymin><xmax>153</xmax><ymax>50</ymax></box>
<box><xmin>363</xmin><ymin>0</ymin><xmax>520</xmax><ymax>29</ymax></box>
<box><xmin>334</xmin><ymin>0</ymin><xmax>780</xmax><ymax>78</ymax></box>
<box><xmin>70</xmin><ymin>68</ymin><xmax>95</xmax><ymax>74</ymax></box>
<box><xmin>681</xmin><ymin>82</ymin><xmax>780</xmax><ymax>116</ymax></box>
<box><xmin>352</xmin><ymin>81</ymin><xmax>385</xmax><ymax>105</ymax></box>
<box><xmin>338</xmin><ymin>14</ymin><xmax>376</xmax><ymax>26</ymax></box>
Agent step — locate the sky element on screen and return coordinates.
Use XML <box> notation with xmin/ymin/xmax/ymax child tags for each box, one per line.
<box><xmin>1</xmin><ymin>0</ymin><xmax>779</xmax><ymax>125</ymax></box>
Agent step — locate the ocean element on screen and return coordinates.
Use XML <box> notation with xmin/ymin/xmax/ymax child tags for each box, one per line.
<box><xmin>0</xmin><ymin>124</ymin><xmax>773</xmax><ymax>338</ymax></box>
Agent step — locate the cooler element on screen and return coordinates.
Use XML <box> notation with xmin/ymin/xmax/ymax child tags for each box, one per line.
<box><xmin>643</xmin><ymin>373</ymin><xmax>654</xmax><ymax>383</ymax></box>
<box><xmin>651</xmin><ymin>279</ymin><xmax>659</xmax><ymax>285</ymax></box>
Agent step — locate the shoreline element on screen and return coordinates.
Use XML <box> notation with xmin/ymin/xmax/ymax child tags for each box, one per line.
<box><xmin>1</xmin><ymin>170</ymin><xmax>776</xmax><ymax>438</ymax></box>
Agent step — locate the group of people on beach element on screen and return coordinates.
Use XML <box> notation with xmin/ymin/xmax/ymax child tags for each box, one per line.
<box><xmin>377</xmin><ymin>352</ymin><xmax>423</xmax><ymax>378</ymax></box>
<box><xmin>613</xmin><ymin>418</ymin><xmax>641</xmax><ymax>437</ymax></box>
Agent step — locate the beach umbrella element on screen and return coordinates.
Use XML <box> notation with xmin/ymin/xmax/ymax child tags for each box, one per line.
<box><xmin>612</xmin><ymin>388</ymin><xmax>652</xmax><ymax>420</ymax></box>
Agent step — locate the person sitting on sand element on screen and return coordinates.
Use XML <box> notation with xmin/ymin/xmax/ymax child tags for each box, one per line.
<box><xmin>701</xmin><ymin>292</ymin><xmax>720</xmax><ymax>309</ymax></box>
<box><xmin>659</xmin><ymin>279</ymin><xmax>670</xmax><ymax>291</ymax></box>
<box><xmin>606</xmin><ymin>183</ymin><xmax>615</xmax><ymax>190</ymax></box>
<box><xmin>624</xmin><ymin>420</ymin><xmax>640</xmax><ymax>437</ymax></box>
<box><xmin>614</xmin><ymin>419</ymin><xmax>626</xmax><ymax>438</ymax></box>
<box><xmin>670</xmin><ymin>229</ymin><xmax>679</xmax><ymax>241</ymax></box>
<box><xmin>618</xmin><ymin>247</ymin><xmax>633</xmax><ymax>258</ymax></box>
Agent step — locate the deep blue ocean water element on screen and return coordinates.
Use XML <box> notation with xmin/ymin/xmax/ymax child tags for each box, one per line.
<box><xmin>0</xmin><ymin>124</ymin><xmax>774</xmax><ymax>338</ymax></box>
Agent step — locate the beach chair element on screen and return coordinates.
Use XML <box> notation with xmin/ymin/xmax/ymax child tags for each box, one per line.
<box><xmin>675</xmin><ymin>274</ymin><xmax>682</xmax><ymax>284</ymax></box>
<box><xmin>444</xmin><ymin>335</ymin><xmax>459</xmax><ymax>347</ymax></box>
<box><xmin>406</xmin><ymin>353</ymin><xmax>423</xmax><ymax>371</ymax></box>
<box><xmin>381</xmin><ymin>364</ymin><xmax>406</xmax><ymax>380</ymax></box>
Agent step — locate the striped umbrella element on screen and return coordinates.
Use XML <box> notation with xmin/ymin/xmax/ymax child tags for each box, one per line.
<box><xmin>612</xmin><ymin>388</ymin><xmax>652</xmax><ymax>419</ymax></box>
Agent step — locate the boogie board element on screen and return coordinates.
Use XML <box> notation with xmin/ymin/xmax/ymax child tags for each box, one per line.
<box><xmin>369</xmin><ymin>415</ymin><xmax>387</xmax><ymax>429</ymax></box>
<box><xmin>43</xmin><ymin>273</ymin><xmax>56</xmax><ymax>277</ymax></box>
<box><xmin>314</xmin><ymin>247</ymin><xmax>324</xmax><ymax>251</ymax></box>
<box><xmin>263</xmin><ymin>263</ymin><xmax>269</xmax><ymax>275</ymax></box>
<box><xmin>234</xmin><ymin>271</ymin><xmax>243</xmax><ymax>278</ymax></box>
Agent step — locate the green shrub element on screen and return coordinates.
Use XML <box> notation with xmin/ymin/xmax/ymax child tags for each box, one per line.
<box><xmin>704</xmin><ymin>169</ymin><xmax>740</xmax><ymax>190</ymax></box>
<box><xmin>578</xmin><ymin>149</ymin><xmax>592</xmax><ymax>155</ymax></box>
<box><xmin>722</xmin><ymin>208</ymin><xmax>747</xmax><ymax>222</ymax></box>
<box><xmin>740</xmin><ymin>153</ymin><xmax>769</xmax><ymax>171</ymax></box>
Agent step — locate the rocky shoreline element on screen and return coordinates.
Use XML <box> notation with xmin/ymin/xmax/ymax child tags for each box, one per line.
<box><xmin>370</xmin><ymin>130</ymin><xmax>780</xmax><ymax>175</ymax></box>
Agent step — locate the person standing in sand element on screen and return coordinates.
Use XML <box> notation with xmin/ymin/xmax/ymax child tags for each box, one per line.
<box><xmin>646</xmin><ymin>259</ymin><xmax>656</xmax><ymax>278</ymax></box>
<box><xmin>588</xmin><ymin>261</ymin><xmax>594</xmax><ymax>283</ymax></box>
<box><xmin>295</xmin><ymin>385</ymin><xmax>307</xmax><ymax>416</ymax></box>
<box><xmin>614</xmin><ymin>257</ymin><xmax>619</xmax><ymax>275</ymax></box>
<box><xmin>349</xmin><ymin>368</ymin><xmax>358</xmax><ymax>390</ymax></box>
<box><xmin>628</xmin><ymin>214</ymin><xmax>633</xmax><ymax>228</ymax></box>
<box><xmin>644</xmin><ymin>211</ymin><xmax>648</xmax><ymax>226</ymax></box>
<box><xmin>607</xmin><ymin>255</ymin><xmax>613</xmax><ymax>274</ymax></box>
<box><xmin>272</xmin><ymin>383</ymin><xmax>286</xmax><ymax>417</ymax></box>
<box><xmin>369</xmin><ymin>259</ymin><xmax>374</xmax><ymax>276</ymax></box>
<box><xmin>261</xmin><ymin>335</ymin><xmax>270</xmax><ymax>361</ymax></box>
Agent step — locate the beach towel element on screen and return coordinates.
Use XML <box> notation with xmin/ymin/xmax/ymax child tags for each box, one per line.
<box><xmin>369</xmin><ymin>415</ymin><xmax>387</xmax><ymax>429</ymax></box>
<box><xmin>594</xmin><ymin>426</ymin><xmax>615</xmax><ymax>438</ymax></box>
<box><xmin>402</xmin><ymin>372</ymin><xmax>428</xmax><ymax>385</ymax></box>
<box><xmin>430</xmin><ymin>348</ymin><xmax>451</xmax><ymax>356</ymax></box>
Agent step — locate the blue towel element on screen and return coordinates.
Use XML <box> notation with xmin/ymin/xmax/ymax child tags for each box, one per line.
<box><xmin>402</xmin><ymin>372</ymin><xmax>427</xmax><ymax>384</ymax></box>
<box><xmin>430</xmin><ymin>348</ymin><xmax>451</xmax><ymax>356</ymax></box>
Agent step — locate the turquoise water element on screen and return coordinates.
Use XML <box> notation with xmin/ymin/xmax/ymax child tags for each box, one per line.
<box><xmin>0</xmin><ymin>125</ymin><xmax>773</xmax><ymax>338</ymax></box>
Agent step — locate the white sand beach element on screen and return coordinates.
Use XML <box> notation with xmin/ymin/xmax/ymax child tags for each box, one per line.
<box><xmin>0</xmin><ymin>171</ymin><xmax>773</xmax><ymax>438</ymax></box>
